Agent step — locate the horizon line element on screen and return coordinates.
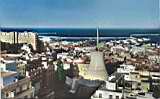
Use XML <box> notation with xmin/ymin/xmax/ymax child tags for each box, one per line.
<box><xmin>0</xmin><ymin>26</ymin><xmax>159</xmax><ymax>30</ymax></box>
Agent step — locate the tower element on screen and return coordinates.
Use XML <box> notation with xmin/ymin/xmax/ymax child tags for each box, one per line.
<box><xmin>96</xmin><ymin>27</ymin><xmax>99</xmax><ymax>48</ymax></box>
<box><xmin>87</xmin><ymin>51</ymin><xmax>108</xmax><ymax>81</ymax></box>
<box><xmin>86</xmin><ymin>27</ymin><xmax>108</xmax><ymax>81</ymax></box>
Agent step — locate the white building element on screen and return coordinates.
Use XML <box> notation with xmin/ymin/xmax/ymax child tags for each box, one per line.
<box><xmin>0</xmin><ymin>71</ymin><xmax>18</xmax><ymax>88</ymax></box>
<box><xmin>91</xmin><ymin>89</ymin><xmax>122</xmax><ymax>99</ymax></box>
<box><xmin>0</xmin><ymin>59</ymin><xmax>17</xmax><ymax>72</ymax></box>
<box><xmin>117</xmin><ymin>64</ymin><xmax>135</xmax><ymax>74</ymax></box>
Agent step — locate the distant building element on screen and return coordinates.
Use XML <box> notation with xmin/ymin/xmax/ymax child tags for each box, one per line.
<box><xmin>0</xmin><ymin>59</ymin><xmax>17</xmax><ymax>72</ymax></box>
<box><xmin>0</xmin><ymin>31</ymin><xmax>38</xmax><ymax>50</ymax></box>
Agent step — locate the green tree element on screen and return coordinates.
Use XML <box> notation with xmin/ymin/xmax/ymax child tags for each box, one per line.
<box><xmin>57</xmin><ymin>59</ymin><xmax>65</xmax><ymax>80</ymax></box>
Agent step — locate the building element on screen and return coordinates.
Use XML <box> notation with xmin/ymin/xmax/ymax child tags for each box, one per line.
<box><xmin>26</xmin><ymin>57</ymin><xmax>54</xmax><ymax>98</ymax></box>
<box><xmin>16</xmin><ymin>60</ymin><xmax>27</xmax><ymax>78</ymax></box>
<box><xmin>1</xmin><ymin>71</ymin><xmax>34</xmax><ymax>99</ymax></box>
<box><xmin>0</xmin><ymin>71</ymin><xmax>17</xmax><ymax>88</ymax></box>
<box><xmin>91</xmin><ymin>73</ymin><xmax>124</xmax><ymax>99</ymax></box>
<box><xmin>87</xmin><ymin>51</ymin><xmax>108</xmax><ymax>81</ymax></box>
<box><xmin>0</xmin><ymin>59</ymin><xmax>17</xmax><ymax>72</ymax></box>
<box><xmin>0</xmin><ymin>31</ymin><xmax>38</xmax><ymax>50</ymax></box>
<box><xmin>91</xmin><ymin>89</ymin><xmax>123</xmax><ymax>99</ymax></box>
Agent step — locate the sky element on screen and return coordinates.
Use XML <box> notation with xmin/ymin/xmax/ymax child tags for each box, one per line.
<box><xmin>0</xmin><ymin>0</ymin><xmax>159</xmax><ymax>28</ymax></box>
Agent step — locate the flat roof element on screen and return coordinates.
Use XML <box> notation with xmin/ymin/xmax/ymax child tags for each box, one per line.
<box><xmin>1</xmin><ymin>71</ymin><xmax>17</xmax><ymax>78</ymax></box>
<box><xmin>0</xmin><ymin>59</ymin><xmax>16</xmax><ymax>64</ymax></box>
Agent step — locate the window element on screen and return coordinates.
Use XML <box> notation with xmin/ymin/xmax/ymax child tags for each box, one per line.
<box><xmin>27</xmin><ymin>84</ymin><xmax>30</xmax><ymax>89</ymax></box>
<box><xmin>99</xmin><ymin>93</ymin><xmax>102</xmax><ymax>98</ymax></box>
<box><xmin>1</xmin><ymin>68</ymin><xmax>3</xmax><ymax>71</ymax></box>
<box><xmin>116</xmin><ymin>96</ymin><xmax>119</xmax><ymax>99</ymax></box>
<box><xmin>22</xmin><ymin>84</ymin><xmax>28</xmax><ymax>91</ymax></box>
<box><xmin>109</xmin><ymin>95</ymin><xmax>112</xmax><ymax>99</ymax></box>
<box><xmin>16</xmin><ymin>87</ymin><xmax>20</xmax><ymax>94</ymax></box>
<box><xmin>6</xmin><ymin>93</ymin><xmax>9</xmax><ymax>98</ymax></box>
<box><xmin>24</xmin><ymin>95</ymin><xmax>28</xmax><ymax>99</ymax></box>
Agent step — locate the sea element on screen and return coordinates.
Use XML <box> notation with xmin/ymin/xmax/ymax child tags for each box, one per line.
<box><xmin>1</xmin><ymin>28</ymin><xmax>160</xmax><ymax>43</ymax></box>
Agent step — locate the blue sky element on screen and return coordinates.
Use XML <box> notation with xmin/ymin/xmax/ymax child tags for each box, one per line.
<box><xmin>0</xmin><ymin>0</ymin><xmax>159</xmax><ymax>28</ymax></box>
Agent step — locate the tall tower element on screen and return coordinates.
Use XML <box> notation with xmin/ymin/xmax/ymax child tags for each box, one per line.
<box><xmin>86</xmin><ymin>27</ymin><xmax>108</xmax><ymax>81</ymax></box>
<box><xmin>87</xmin><ymin>51</ymin><xmax>108</xmax><ymax>81</ymax></box>
<box><xmin>96</xmin><ymin>27</ymin><xmax>99</xmax><ymax>48</ymax></box>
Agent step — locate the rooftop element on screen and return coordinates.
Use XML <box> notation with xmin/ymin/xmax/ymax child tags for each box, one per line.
<box><xmin>1</xmin><ymin>71</ymin><xmax>17</xmax><ymax>78</ymax></box>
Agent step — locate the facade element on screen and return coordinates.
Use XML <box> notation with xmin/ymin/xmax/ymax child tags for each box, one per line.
<box><xmin>0</xmin><ymin>71</ymin><xmax>17</xmax><ymax>88</ymax></box>
<box><xmin>1</xmin><ymin>71</ymin><xmax>34</xmax><ymax>99</ymax></box>
<box><xmin>26</xmin><ymin>59</ymin><xmax>43</xmax><ymax>96</ymax></box>
<box><xmin>0</xmin><ymin>60</ymin><xmax>17</xmax><ymax>72</ymax></box>
<box><xmin>91</xmin><ymin>74</ymin><xmax>124</xmax><ymax>99</ymax></box>
<box><xmin>26</xmin><ymin>58</ymin><xmax>54</xmax><ymax>98</ymax></box>
<box><xmin>16</xmin><ymin>61</ymin><xmax>27</xmax><ymax>78</ymax></box>
<box><xmin>91</xmin><ymin>90</ymin><xmax>122</xmax><ymax>99</ymax></box>
<box><xmin>116</xmin><ymin>64</ymin><xmax>160</xmax><ymax>98</ymax></box>
<box><xmin>0</xmin><ymin>31</ymin><xmax>38</xmax><ymax>50</ymax></box>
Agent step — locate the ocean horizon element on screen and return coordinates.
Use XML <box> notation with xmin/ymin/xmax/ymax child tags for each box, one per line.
<box><xmin>1</xmin><ymin>27</ymin><xmax>160</xmax><ymax>37</ymax></box>
<box><xmin>1</xmin><ymin>27</ymin><xmax>159</xmax><ymax>42</ymax></box>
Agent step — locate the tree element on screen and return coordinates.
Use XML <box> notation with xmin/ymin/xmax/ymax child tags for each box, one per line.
<box><xmin>57</xmin><ymin>59</ymin><xmax>65</xmax><ymax>80</ymax></box>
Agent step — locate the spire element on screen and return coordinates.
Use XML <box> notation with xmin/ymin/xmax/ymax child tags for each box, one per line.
<box><xmin>96</xmin><ymin>27</ymin><xmax>99</xmax><ymax>48</ymax></box>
